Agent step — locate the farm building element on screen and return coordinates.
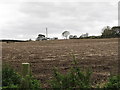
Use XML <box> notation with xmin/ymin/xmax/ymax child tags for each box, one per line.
<box><xmin>50</xmin><ymin>37</ymin><xmax>58</xmax><ymax>40</ymax></box>
<box><xmin>80</xmin><ymin>33</ymin><xmax>89</xmax><ymax>38</ymax></box>
<box><xmin>36</xmin><ymin>34</ymin><xmax>47</xmax><ymax>41</ymax></box>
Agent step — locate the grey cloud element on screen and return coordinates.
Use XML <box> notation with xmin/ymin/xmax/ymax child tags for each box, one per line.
<box><xmin>20</xmin><ymin>2</ymin><xmax>117</xmax><ymax>23</ymax></box>
<box><xmin>20</xmin><ymin>2</ymin><xmax>58</xmax><ymax>18</ymax></box>
<box><xmin>1</xmin><ymin>1</ymin><xmax>118</xmax><ymax>40</ymax></box>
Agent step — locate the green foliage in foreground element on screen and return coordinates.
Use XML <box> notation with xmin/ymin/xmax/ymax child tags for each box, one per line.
<box><xmin>50</xmin><ymin>67</ymin><xmax>92</xmax><ymax>89</ymax></box>
<box><xmin>49</xmin><ymin>58</ymin><xmax>92</xmax><ymax>89</ymax></box>
<box><xmin>2</xmin><ymin>61</ymin><xmax>120</xmax><ymax>89</ymax></box>
<box><xmin>103</xmin><ymin>75</ymin><xmax>120</xmax><ymax>89</ymax></box>
<box><xmin>2</xmin><ymin>65</ymin><xmax>21</xmax><ymax>88</ymax></box>
<box><xmin>2</xmin><ymin>64</ymin><xmax>40</xmax><ymax>89</ymax></box>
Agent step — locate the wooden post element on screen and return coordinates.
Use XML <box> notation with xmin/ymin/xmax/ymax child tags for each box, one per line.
<box><xmin>21</xmin><ymin>63</ymin><xmax>30</xmax><ymax>89</ymax></box>
<box><xmin>22</xmin><ymin>63</ymin><xmax>30</xmax><ymax>77</ymax></box>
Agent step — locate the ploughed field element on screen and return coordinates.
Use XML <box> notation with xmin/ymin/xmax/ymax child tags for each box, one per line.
<box><xmin>2</xmin><ymin>38</ymin><xmax>118</xmax><ymax>87</ymax></box>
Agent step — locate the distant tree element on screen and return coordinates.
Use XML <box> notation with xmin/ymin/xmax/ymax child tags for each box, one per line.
<box><xmin>111</xmin><ymin>26</ymin><xmax>120</xmax><ymax>37</ymax></box>
<box><xmin>101</xmin><ymin>26</ymin><xmax>120</xmax><ymax>38</ymax></box>
<box><xmin>69</xmin><ymin>35</ymin><xmax>74</xmax><ymax>39</ymax></box>
<box><xmin>62</xmin><ymin>31</ymin><xmax>70</xmax><ymax>39</ymax></box>
<box><xmin>36</xmin><ymin>34</ymin><xmax>46</xmax><ymax>41</ymax></box>
<box><xmin>73</xmin><ymin>35</ymin><xmax>78</xmax><ymax>39</ymax></box>
<box><xmin>69</xmin><ymin>35</ymin><xmax>78</xmax><ymax>39</ymax></box>
<box><xmin>28</xmin><ymin>38</ymin><xmax>32</xmax><ymax>41</ymax></box>
<box><xmin>101</xmin><ymin>26</ymin><xmax>112</xmax><ymax>38</ymax></box>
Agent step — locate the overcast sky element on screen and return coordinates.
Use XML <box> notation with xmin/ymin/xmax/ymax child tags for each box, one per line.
<box><xmin>0</xmin><ymin>0</ymin><xmax>119</xmax><ymax>40</ymax></box>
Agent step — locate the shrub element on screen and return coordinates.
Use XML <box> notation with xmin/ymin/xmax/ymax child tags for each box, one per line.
<box><xmin>103</xmin><ymin>75</ymin><xmax>120</xmax><ymax>89</ymax></box>
<box><xmin>2</xmin><ymin>64</ymin><xmax>41</xmax><ymax>89</ymax></box>
<box><xmin>49</xmin><ymin>57</ymin><xmax>92</xmax><ymax>89</ymax></box>
<box><xmin>20</xmin><ymin>74</ymin><xmax>41</xmax><ymax>89</ymax></box>
<box><xmin>3</xmin><ymin>60</ymin><xmax>120</xmax><ymax>89</ymax></box>
<box><xmin>2</xmin><ymin>65</ymin><xmax>21</xmax><ymax>88</ymax></box>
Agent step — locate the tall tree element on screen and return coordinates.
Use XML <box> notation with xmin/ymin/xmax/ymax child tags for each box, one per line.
<box><xmin>62</xmin><ymin>31</ymin><xmax>70</xmax><ymax>39</ymax></box>
<box><xmin>101</xmin><ymin>26</ymin><xmax>120</xmax><ymax>38</ymax></box>
<box><xmin>101</xmin><ymin>26</ymin><xmax>112</xmax><ymax>38</ymax></box>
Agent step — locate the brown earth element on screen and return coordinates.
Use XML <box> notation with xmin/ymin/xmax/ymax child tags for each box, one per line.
<box><xmin>2</xmin><ymin>38</ymin><xmax>119</xmax><ymax>87</ymax></box>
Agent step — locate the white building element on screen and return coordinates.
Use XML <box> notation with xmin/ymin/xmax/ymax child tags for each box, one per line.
<box><xmin>80</xmin><ymin>33</ymin><xmax>89</xmax><ymax>38</ymax></box>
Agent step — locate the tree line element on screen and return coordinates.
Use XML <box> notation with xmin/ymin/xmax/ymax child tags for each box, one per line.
<box><xmin>101</xmin><ymin>26</ymin><xmax>120</xmax><ymax>38</ymax></box>
<box><xmin>62</xmin><ymin>26</ymin><xmax>120</xmax><ymax>39</ymax></box>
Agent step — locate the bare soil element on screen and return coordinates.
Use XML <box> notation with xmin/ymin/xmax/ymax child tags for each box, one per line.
<box><xmin>2</xmin><ymin>38</ymin><xmax>119</xmax><ymax>87</ymax></box>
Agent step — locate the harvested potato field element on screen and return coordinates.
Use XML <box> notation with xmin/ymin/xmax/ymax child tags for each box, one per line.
<box><xmin>2</xmin><ymin>38</ymin><xmax>119</xmax><ymax>87</ymax></box>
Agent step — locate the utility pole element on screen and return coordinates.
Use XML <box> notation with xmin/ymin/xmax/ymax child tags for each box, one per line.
<box><xmin>46</xmin><ymin>27</ymin><xmax>48</xmax><ymax>38</ymax></box>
